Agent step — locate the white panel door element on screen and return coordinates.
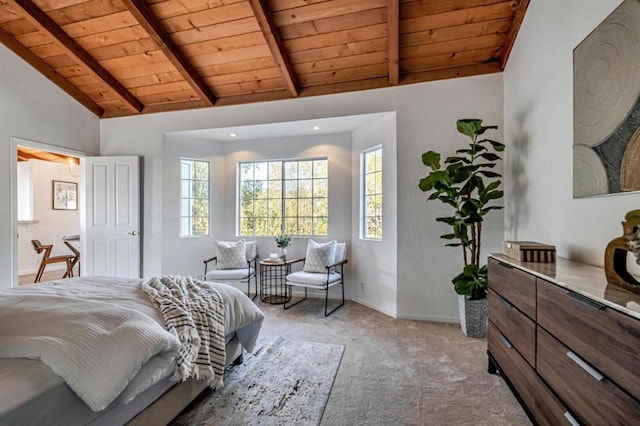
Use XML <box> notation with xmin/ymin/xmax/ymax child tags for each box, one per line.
<box><xmin>81</xmin><ymin>156</ymin><xmax>140</xmax><ymax>277</ymax></box>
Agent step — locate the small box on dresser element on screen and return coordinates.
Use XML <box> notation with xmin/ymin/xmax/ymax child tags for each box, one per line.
<box><xmin>487</xmin><ymin>254</ymin><xmax>640</xmax><ymax>426</ymax></box>
<box><xmin>503</xmin><ymin>241</ymin><xmax>556</xmax><ymax>263</ymax></box>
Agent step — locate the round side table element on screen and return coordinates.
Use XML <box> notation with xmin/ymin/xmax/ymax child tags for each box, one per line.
<box><xmin>259</xmin><ymin>260</ymin><xmax>292</xmax><ymax>304</ymax></box>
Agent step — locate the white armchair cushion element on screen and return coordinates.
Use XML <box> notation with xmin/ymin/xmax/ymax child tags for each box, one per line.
<box><xmin>206</xmin><ymin>267</ymin><xmax>255</xmax><ymax>281</ymax></box>
<box><xmin>286</xmin><ymin>270</ymin><xmax>342</xmax><ymax>287</ymax></box>
<box><xmin>215</xmin><ymin>240</ymin><xmax>247</xmax><ymax>269</ymax></box>
<box><xmin>303</xmin><ymin>239</ymin><xmax>337</xmax><ymax>273</ymax></box>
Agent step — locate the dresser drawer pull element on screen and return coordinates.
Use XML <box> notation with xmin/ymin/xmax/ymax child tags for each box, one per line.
<box><xmin>566</xmin><ymin>351</ymin><xmax>604</xmax><ymax>381</ymax></box>
<box><xmin>498</xmin><ymin>295</ymin><xmax>512</xmax><ymax>309</ymax></box>
<box><xmin>567</xmin><ymin>291</ymin><xmax>606</xmax><ymax>310</ymax></box>
<box><xmin>564</xmin><ymin>411</ymin><xmax>581</xmax><ymax>426</ymax></box>
<box><xmin>499</xmin><ymin>333</ymin><xmax>513</xmax><ymax>349</ymax></box>
<box><xmin>497</xmin><ymin>261</ymin><xmax>514</xmax><ymax>269</ymax></box>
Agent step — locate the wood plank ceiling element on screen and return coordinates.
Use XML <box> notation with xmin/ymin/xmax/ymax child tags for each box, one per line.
<box><xmin>0</xmin><ymin>0</ymin><xmax>529</xmax><ymax>118</ymax></box>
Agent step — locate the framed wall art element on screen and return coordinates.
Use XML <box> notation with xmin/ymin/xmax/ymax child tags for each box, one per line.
<box><xmin>52</xmin><ymin>180</ymin><xmax>77</xmax><ymax>210</ymax></box>
<box><xmin>573</xmin><ymin>0</ymin><xmax>640</xmax><ymax>198</ymax></box>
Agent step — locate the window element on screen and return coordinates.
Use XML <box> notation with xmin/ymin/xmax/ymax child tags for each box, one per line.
<box><xmin>180</xmin><ymin>158</ymin><xmax>210</xmax><ymax>237</ymax></box>
<box><xmin>361</xmin><ymin>147</ymin><xmax>382</xmax><ymax>240</ymax></box>
<box><xmin>239</xmin><ymin>158</ymin><xmax>328</xmax><ymax>236</ymax></box>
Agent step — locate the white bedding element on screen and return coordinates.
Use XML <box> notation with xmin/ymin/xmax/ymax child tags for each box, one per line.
<box><xmin>0</xmin><ymin>295</ymin><xmax>179</xmax><ymax>411</ymax></box>
<box><xmin>0</xmin><ymin>277</ymin><xmax>264</xmax><ymax>417</ymax></box>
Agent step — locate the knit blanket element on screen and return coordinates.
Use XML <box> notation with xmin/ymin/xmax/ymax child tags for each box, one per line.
<box><xmin>142</xmin><ymin>275</ymin><xmax>226</xmax><ymax>388</ymax></box>
<box><xmin>0</xmin><ymin>295</ymin><xmax>180</xmax><ymax>412</ymax></box>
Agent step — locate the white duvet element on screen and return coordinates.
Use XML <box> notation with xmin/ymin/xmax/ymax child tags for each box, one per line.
<box><xmin>0</xmin><ymin>277</ymin><xmax>264</xmax><ymax>414</ymax></box>
<box><xmin>0</xmin><ymin>295</ymin><xmax>179</xmax><ymax>411</ymax></box>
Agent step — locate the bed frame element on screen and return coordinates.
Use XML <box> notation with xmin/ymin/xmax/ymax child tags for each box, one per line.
<box><xmin>126</xmin><ymin>337</ymin><xmax>243</xmax><ymax>425</ymax></box>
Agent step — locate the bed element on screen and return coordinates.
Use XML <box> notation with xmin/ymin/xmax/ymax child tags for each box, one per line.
<box><xmin>0</xmin><ymin>276</ymin><xmax>264</xmax><ymax>426</ymax></box>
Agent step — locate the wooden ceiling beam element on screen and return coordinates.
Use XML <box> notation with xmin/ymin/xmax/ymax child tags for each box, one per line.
<box><xmin>120</xmin><ymin>0</ymin><xmax>216</xmax><ymax>107</ymax></box>
<box><xmin>8</xmin><ymin>0</ymin><xmax>143</xmax><ymax>113</ymax></box>
<box><xmin>248</xmin><ymin>0</ymin><xmax>298</xmax><ymax>97</ymax></box>
<box><xmin>500</xmin><ymin>0</ymin><xmax>530</xmax><ymax>69</ymax></box>
<box><xmin>17</xmin><ymin>147</ymin><xmax>79</xmax><ymax>165</ymax></box>
<box><xmin>0</xmin><ymin>26</ymin><xmax>104</xmax><ymax>117</ymax></box>
<box><xmin>388</xmin><ymin>0</ymin><xmax>399</xmax><ymax>85</ymax></box>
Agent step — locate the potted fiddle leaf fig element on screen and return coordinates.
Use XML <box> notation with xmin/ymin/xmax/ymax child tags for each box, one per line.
<box><xmin>418</xmin><ymin>119</ymin><xmax>505</xmax><ymax>337</ymax></box>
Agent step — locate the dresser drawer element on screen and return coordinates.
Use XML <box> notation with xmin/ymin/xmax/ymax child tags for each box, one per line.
<box><xmin>488</xmin><ymin>323</ymin><xmax>570</xmax><ymax>426</ymax></box>
<box><xmin>488</xmin><ymin>258</ymin><xmax>536</xmax><ymax>319</ymax></box>
<box><xmin>488</xmin><ymin>290</ymin><xmax>535</xmax><ymax>367</ymax></box>
<box><xmin>537</xmin><ymin>278</ymin><xmax>640</xmax><ymax>400</ymax></box>
<box><xmin>537</xmin><ymin>327</ymin><xmax>640</xmax><ymax>425</ymax></box>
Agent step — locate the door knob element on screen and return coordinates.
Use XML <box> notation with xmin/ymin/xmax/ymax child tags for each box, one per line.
<box><xmin>128</xmin><ymin>231</ymin><xmax>139</xmax><ymax>236</ymax></box>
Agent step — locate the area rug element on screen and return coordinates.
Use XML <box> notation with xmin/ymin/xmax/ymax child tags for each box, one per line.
<box><xmin>170</xmin><ymin>336</ymin><xmax>345</xmax><ymax>426</ymax></box>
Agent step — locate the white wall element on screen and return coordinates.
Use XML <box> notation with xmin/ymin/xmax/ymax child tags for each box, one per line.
<box><xmin>0</xmin><ymin>44</ymin><xmax>99</xmax><ymax>287</ymax></box>
<box><xmin>18</xmin><ymin>160</ymin><xmax>80</xmax><ymax>274</ymax></box>
<box><xmin>351</xmin><ymin>113</ymin><xmax>398</xmax><ymax>317</ymax></box>
<box><xmin>101</xmin><ymin>74</ymin><xmax>503</xmax><ymax>322</ymax></box>
<box><xmin>162</xmin><ymin>134</ymin><xmax>226</xmax><ymax>277</ymax></box>
<box><xmin>503</xmin><ymin>0</ymin><xmax>639</xmax><ymax>266</ymax></box>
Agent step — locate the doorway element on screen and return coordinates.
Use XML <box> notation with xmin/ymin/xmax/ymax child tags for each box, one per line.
<box><xmin>11</xmin><ymin>137</ymin><xmax>87</xmax><ymax>287</ymax></box>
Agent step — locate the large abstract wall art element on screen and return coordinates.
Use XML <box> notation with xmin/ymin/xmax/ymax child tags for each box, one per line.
<box><xmin>573</xmin><ymin>0</ymin><xmax>640</xmax><ymax>198</ymax></box>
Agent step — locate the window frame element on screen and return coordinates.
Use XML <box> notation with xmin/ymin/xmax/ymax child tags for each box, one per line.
<box><xmin>179</xmin><ymin>157</ymin><xmax>210</xmax><ymax>238</ymax></box>
<box><xmin>360</xmin><ymin>146</ymin><xmax>383</xmax><ymax>241</ymax></box>
<box><xmin>237</xmin><ymin>157</ymin><xmax>329</xmax><ymax>237</ymax></box>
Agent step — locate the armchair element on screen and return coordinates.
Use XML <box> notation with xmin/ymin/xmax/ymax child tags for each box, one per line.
<box><xmin>203</xmin><ymin>240</ymin><xmax>258</xmax><ymax>300</ymax></box>
<box><xmin>284</xmin><ymin>241</ymin><xmax>347</xmax><ymax>316</ymax></box>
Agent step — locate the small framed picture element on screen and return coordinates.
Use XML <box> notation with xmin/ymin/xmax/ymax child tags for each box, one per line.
<box><xmin>52</xmin><ymin>180</ymin><xmax>78</xmax><ymax>210</ymax></box>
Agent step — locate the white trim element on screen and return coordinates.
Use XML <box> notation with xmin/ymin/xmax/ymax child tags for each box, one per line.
<box><xmin>397</xmin><ymin>312</ymin><xmax>460</xmax><ymax>324</ymax></box>
<box><xmin>352</xmin><ymin>298</ymin><xmax>397</xmax><ymax>318</ymax></box>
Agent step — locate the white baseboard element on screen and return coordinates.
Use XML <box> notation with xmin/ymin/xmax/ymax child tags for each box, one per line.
<box><xmin>19</xmin><ymin>264</ymin><xmax>72</xmax><ymax>276</ymax></box>
<box><xmin>397</xmin><ymin>312</ymin><xmax>460</xmax><ymax>324</ymax></box>
<box><xmin>351</xmin><ymin>298</ymin><xmax>397</xmax><ymax>318</ymax></box>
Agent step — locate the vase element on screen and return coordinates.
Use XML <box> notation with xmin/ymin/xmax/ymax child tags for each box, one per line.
<box><xmin>458</xmin><ymin>295</ymin><xmax>488</xmax><ymax>338</ymax></box>
<box><xmin>604</xmin><ymin>221</ymin><xmax>640</xmax><ymax>294</ymax></box>
<box><xmin>278</xmin><ymin>247</ymin><xmax>287</xmax><ymax>260</ymax></box>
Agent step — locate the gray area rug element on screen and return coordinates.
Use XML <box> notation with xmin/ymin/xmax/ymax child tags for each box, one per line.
<box><xmin>171</xmin><ymin>336</ymin><xmax>345</xmax><ymax>426</ymax></box>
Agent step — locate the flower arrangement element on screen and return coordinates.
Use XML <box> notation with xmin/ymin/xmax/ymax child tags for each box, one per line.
<box><xmin>274</xmin><ymin>234</ymin><xmax>291</xmax><ymax>248</ymax></box>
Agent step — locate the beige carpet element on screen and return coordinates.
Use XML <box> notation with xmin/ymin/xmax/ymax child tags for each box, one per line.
<box><xmin>257</xmin><ymin>299</ymin><xmax>530</xmax><ymax>426</ymax></box>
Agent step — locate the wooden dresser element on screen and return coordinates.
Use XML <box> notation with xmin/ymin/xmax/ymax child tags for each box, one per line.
<box><xmin>487</xmin><ymin>254</ymin><xmax>640</xmax><ymax>425</ymax></box>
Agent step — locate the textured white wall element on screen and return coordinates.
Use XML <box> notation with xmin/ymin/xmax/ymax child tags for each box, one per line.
<box><xmin>101</xmin><ymin>73</ymin><xmax>503</xmax><ymax>322</ymax></box>
<box><xmin>503</xmin><ymin>0</ymin><xmax>639</xmax><ymax>266</ymax></box>
<box><xmin>161</xmin><ymin>134</ymin><xmax>226</xmax><ymax>278</ymax></box>
<box><xmin>0</xmin><ymin>45</ymin><xmax>99</xmax><ymax>287</ymax></box>
<box><xmin>351</xmin><ymin>113</ymin><xmax>398</xmax><ymax>317</ymax></box>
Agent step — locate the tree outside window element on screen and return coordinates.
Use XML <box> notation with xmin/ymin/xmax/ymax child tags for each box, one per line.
<box><xmin>239</xmin><ymin>158</ymin><xmax>328</xmax><ymax>236</ymax></box>
<box><xmin>180</xmin><ymin>158</ymin><xmax>210</xmax><ymax>237</ymax></box>
<box><xmin>362</xmin><ymin>147</ymin><xmax>382</xmax><ymax>240</ymax></box>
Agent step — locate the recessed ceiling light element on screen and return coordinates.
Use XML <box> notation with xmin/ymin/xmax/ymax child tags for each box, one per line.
<box><xmin>312</xmin><ymin>126</ymin><xmax>320</xmax><ymax>130</ymax></box>
<box><xmin>229</xmin><ymin>133</ymin><xmax>237</xmax><ymax>137</ymax></box>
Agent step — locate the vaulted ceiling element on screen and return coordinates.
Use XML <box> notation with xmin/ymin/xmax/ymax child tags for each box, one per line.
<box><xmin>0</xmin><ymin>0</ymin><xmax>529</xmax><ymax>118</ymax></box>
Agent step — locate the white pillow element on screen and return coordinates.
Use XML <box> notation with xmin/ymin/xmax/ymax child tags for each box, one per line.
<box><xmin>335</xmin><ymin>243</ymin><xmax>347</xmax><ymax>263</ymax></box>
<box><xmin>244</xmin><ymin>240</ymin><xmax>257</xmax><ymax>260</ymax></box>
<box><xmin>303</xmin><ymin>239</ymin><xmax>337</xmax><ymax>273</ymax></box>
<box><xmin>216</xmin><ymin>240</ymin><xmax>247</xmax><ymax>269</ymax></box>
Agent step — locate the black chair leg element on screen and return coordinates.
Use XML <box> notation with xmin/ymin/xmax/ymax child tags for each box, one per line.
<box><xmin>247</xmin><ymin>274</ymin><xmax>257</xmax><ymax>301</ymax></box>
<box><xmin>324</xmin><ymin>281</ymin><xmax>345</xmax><ymax>317</ymax></box>
<box><xmin>284</xmin><ymin>287</ymin><xmax>307</xmax><ymax>310</ymax></box>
